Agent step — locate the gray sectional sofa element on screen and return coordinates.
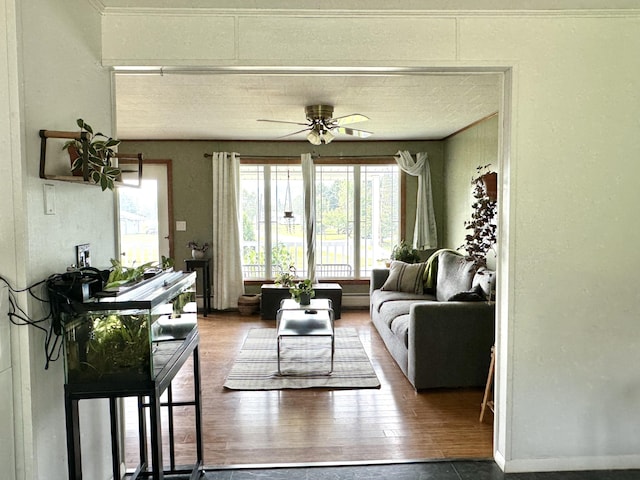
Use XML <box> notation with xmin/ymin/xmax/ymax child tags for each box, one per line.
<box><xmin>370</xmin><ymin>250</ymin><xmax>495</xmax><ymax>390</ymax></box>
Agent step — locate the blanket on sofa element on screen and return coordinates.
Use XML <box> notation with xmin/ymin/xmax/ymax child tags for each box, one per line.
<box><xmin>423</xmin><ymin>248</ymin><xmax>463</xmax><ymax>293</ymax></box>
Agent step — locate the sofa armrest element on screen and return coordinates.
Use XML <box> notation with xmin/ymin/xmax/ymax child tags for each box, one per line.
<box><xmin>408</xmin><ymin>301</ymin><xmax>495</xmax><ymax>389</ymax></box>
<box><xmin>370</xmin><ymin>268</ymin><xmax>390</xmax><ymax>295</ymax></box>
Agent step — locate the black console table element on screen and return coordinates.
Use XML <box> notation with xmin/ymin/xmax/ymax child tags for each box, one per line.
<box><xmin>261</xmin><ymin>283</ymin><xmax>342</xmax><ymax>320</ymax></box>
<box><xmin>64</xmin><ymin>329</ymin><xmax>203</xmax><ymax>480</ymax></box>
<box><xmin>185</xmin><ymin>259</ymin><xmax>212</xmax><ymax>316</ymax></box>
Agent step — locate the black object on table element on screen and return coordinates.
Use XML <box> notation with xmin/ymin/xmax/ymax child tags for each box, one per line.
<box><xmin>260</xmin><ymin>283</ymin><xmax>342</xmax><ymax>320</ymax></box>
<box><xmin>185</xmin><ymin>258</ymin><xmax>212</xmax><ymax>316</ymax></box>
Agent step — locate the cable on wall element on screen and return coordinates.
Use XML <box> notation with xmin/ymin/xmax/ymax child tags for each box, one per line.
<box><xmin>0</xmin><ymin>273</ymin><xmax>62</xmax><ymax>369</ymax></box>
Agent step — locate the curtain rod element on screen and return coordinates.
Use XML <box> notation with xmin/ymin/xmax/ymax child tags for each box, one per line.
<box><xmin>203</xmin><ymin>153</ymin><xmax>408</xmax><ymax>159</ymax></box>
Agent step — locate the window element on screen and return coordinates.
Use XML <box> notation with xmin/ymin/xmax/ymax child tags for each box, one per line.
<box><xmin>239</xmin><ymin>158</ymin><xmax>400</xmax><ymax>280</ymax></box>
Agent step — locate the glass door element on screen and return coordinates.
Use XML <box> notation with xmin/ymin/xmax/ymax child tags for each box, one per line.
<box><xmin>118</xmin><ymin>162</ymin><xmax>171</xmax><ymax>267</ymax></box>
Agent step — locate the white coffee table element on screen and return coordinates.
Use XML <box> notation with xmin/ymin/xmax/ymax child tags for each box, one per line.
<box><xmin>276</xmin><ymin>308</ymin><xmax>335</xmax><ymax>376</ymax></box>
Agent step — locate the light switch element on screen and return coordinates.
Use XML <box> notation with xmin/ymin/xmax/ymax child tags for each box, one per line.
<box><xmin>176</xmin><ymin>220</ymin><xmax>187</xmax><ymax>231</ymax></box>
<box><xmin>44</xmin><ymin>184</ymin><xmax>56</xmax><ymax>215</ymax></box>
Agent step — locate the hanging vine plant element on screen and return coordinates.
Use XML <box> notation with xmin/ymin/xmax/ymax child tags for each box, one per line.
<box><xmin>459</xmin><ymin>164</ymin><xmax>498</xmax><ymax>268</ymax></box>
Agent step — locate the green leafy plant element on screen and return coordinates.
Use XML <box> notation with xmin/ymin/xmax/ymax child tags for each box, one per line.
<box><xmin>105</xmin><ymin>258</ymin><xmax>157</xmax><ymax>289</ymax></box>
<box><xmin>65</xmin><ymin>313</ymin><xmax>150</xmax><ymax>383</ymax></box>
<box><xmin>289</xmin><ymin>279</ymin><xmax>315</xmax><ymax>303</ymax></box>
<box><xmin>187</xmin><ymin>241</ymin><xmax>209</xmax><ymax>253</ymax></box>
<box><xmin>62</xmin><ymin>118</ymin><xmax>122</xmax><ymax>191</ymax></box>
<box><xmin>459</xmin><ymin>164</ymin><xmax>498</xmax><ymax>268</ymax></box>
<box><xmin>274</xmin><ymin>265</ymin><xmax>297</xmax><ymax>287</ymax></box>
<box><xmin>391</xmin><ymin>240</ymin><xmax>421</xmax><ymax>264</ymax></box>
<box><xmin>161</xmin><ymin>255</ymin><xmax>174</xmax><ymax>270</ymax></box>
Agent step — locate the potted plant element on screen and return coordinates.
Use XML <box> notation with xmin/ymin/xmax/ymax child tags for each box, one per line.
<box><xmin>289</xmin><ymin>279</ymin><xmax>315</xmax><ymax>306</ymax></box>
<box><xmin>62</xmin><ymin>118</ymin><xmax>122</xmax><ymax>191</ymax></box>
<box><xmin>187</xmin><ymin>241</ymin><xmax>209</xmax><ymax>259</ymax></box>
<box><xmin>274</xmin><ymin>265</ymin><xmax>296</xmax><ymax>287</ymax></box>
<box><xmin>390</xmin><ymin>240</ymin><xmax>421</xmax><ymax>264</ymax></box>
<box><xmin>459</xmin><ymin>164</ymin><xmax>498</xmax><ymax>268</ymax></box>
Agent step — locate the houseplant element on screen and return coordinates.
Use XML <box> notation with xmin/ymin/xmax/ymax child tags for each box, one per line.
<box><xmin>391</xmin><ymin>240</ymin><xmax>421</xmax><ymax>264</ymax></box>
<box><xmin>187</xmin><ymin>241</ymin><xmax>209</xmax><ymax>259</ymax></box>
<box><xmin>289</xmin><ymin>279</ymin><xmax>315</xmax><ymax>305</ymax></box>
<box><xmin>274</xmin><ymin>265</ymin><xmax>297</xmax><ymax>287</ymax></box>
<box><xmin>459</xmin><ymin>164</ymin><xmax>498</xmax><ymax>268</ymax></box>
<box><xmin>62</xmin><ymin>118</ymin><xmax>122</xmax><ymax>191</ymax></box>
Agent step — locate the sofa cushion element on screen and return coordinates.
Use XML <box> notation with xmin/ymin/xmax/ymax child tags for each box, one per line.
<box><xmin>390</xmin><ymin>314</ymin><xmax>410</xmax><ymax>347</ymax></box>
<box><xmin>436</xmin><ymin>251</ymin><xmax>477</xmax><ymax>302</ymax></box>
<box><xmin>472</xmin><ymin>267</ymin><xmax>496</xmax><ymax>300</ymax></box>
<box><xmin>447</xmin><ymin>283</ymin><xmax>485</xmax><ymax>301</ymax></box>
<box><xmin>371</xmin><ymin>289</ymin><xmax>436</xmax><ymax>314</ymax></box>
<box><xmin>381</xmin><ymin>261</ymin><xmax>427</xmax><ymax>294</ymax></box>
<box><xmin>422</xmin><ymin>248</ymin><xmax>463</xmax><ymax>293</ymax></box>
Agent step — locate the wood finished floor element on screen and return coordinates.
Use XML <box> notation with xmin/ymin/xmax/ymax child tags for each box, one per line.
<box><xmin>124</xmin><ymin>310</ymin><xmax>493</xmax><ymax>468</ymax></box>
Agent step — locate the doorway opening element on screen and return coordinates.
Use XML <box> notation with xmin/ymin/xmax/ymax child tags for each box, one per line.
<box><xmin>117</xmin><ymin>160</ymin><xmax>173</xmax><ymax>266</ymax></box>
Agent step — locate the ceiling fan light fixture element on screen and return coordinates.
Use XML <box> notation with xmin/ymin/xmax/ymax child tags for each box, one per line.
<box><xmin>320</xmin><ymin>130</ymin><xmax>335</xmax><ymax>144</ymax></box>
<box><xmin>307</xmin><ymin>130</ymin><xmax>322</xmax><ymax>145</ymax></box>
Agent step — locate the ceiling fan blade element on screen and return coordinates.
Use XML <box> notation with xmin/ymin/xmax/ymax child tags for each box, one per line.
<box><xmin>332</xmin><ymin>114</ymin><xmax>369</xmax><ymax>126</ymax></box>
<box><xmin>277</xmin><ymin>127</ymin><xmax>312</xmax><ymax>139</ymax></box>
<box><xmin>335</xmin><ymin>126</ymin><xmax>373</xmax><ymax>138</ymax></box>
<box><xmin>257</xmin><ymin>119</ymin><xmax>309</xmax><ymax>126</ymax></box>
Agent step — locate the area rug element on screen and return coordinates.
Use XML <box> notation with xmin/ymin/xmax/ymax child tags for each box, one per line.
<box><xmin>223</xmin><ymin>327</ymin><xmax>381</xmax><ymax>390</ymax></box>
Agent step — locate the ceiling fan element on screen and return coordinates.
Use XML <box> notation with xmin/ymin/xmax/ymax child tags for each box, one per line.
<box><xmin>257</xmin><ymin>104</ymin><xmax>373</xmax><ymax>145</ymax></box>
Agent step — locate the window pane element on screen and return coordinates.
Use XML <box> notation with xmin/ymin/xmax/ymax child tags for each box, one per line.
<box><xmin>316</xmin><ymin>166</ymin><xmax>354</xmax><ymax>278</ymax></box>
<box><xmin>240</xmin><ymin>161</ymin><xmax>399</xmax><ymax>280</ymax></box>
<box><xmin>359</xmin><ymin>165</ymin><xmax>400</xmax><ymax>277</ymax></box>
<box><xmin>239</xmin><ymin>165</ymin><xmax>266</xmax><ymax>278</ymax></box>
<box><xmin>271</xmin><ymin>166</ymin><xmax>304</xmax><ymax>277</ymax></box>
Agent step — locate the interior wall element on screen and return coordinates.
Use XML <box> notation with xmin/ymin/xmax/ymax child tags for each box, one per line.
<box><xmin>105</xmin><ymin>7</ymin><xmax>640</xmax><ymax>473</ymax></box>
<box><xmin>119</xmin><ymin>139</ymin><xmax>445</xmax><ymax>295</ymax></box>
<box><xmin>13</xmin><ymin>0</ymin><xmax>119</xmax><ymax>478</ymax></box>
<box><xmin>0</xmin><ymin>1</ymin><xmax>20</xmax><ymax>477</ymax></box>
<box><xmin>442</xmin><ymin>115</ymin><xmax>500</xmax><ymax>268</ymax></box>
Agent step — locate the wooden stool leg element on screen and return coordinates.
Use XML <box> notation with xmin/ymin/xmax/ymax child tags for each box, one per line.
<box><xmin>480</xmin><ymin>345</ymin><xmax>495</xmax><ymax>422</ymax></box>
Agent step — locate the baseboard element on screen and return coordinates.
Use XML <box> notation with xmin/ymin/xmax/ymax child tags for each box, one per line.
<box><xmin>342</xmin><ymin>293</ymin><xmax>369</xmax><ymax>308</ymax></box>
<box><xmin>503</xmin><ymin>454</ymin><xmax>640</xmax><ymax>473</ymax></box>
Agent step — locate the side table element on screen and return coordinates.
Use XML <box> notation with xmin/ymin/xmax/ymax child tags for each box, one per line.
<box><xmin>185</xmin><ymin>259</ymin><xmax>211</xmax><ymax>316</ymax></box>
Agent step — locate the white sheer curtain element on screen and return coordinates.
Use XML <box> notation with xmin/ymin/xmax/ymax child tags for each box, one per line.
<box><xmin>211</xmin><ymin>152</ymin><xmax>244</xmax><ymax>309</ymax></box>
<box><xmin>301</xmin><ymin>153</ymin><xmax>317</xmax><ymax>282</ymax></box>
<box><xmin>394</xmin><ymin>151</ymin><xmax>438</xmax><ymax>249</ymax></box>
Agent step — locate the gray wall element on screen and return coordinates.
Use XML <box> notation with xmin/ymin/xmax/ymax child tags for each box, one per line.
<box><xmin>121</xmin><ymin>139</ymin><xmax>445</xmax><ymax>293</ymax></box>
<box><xmin>442</xmin><ymin>115</ymin><xmax>500</xmax><ymax>268</ymax></box>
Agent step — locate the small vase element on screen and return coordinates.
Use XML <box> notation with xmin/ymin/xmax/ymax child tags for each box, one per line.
<box><xmin>298</xmin><ymin>292</ymin><xmax>311</xmax><ymax>306</ymax></box>
<box><xmin>192</xmin><ymin>249</ymin><xmax>205</xmax><ymax>259</ymax></box>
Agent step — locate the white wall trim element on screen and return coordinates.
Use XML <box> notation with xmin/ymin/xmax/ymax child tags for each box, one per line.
<box><xmin>504</xmin><ymin>454</ymin><xmax>640</xmax><ymax>474</ymax></box>
<box><xmin>97</xmin><ymin>7</ymin><xmax>640</xmax><ymax>19</ymax></box>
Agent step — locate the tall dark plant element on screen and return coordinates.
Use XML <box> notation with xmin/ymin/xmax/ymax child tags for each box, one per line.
<box><xmin>460</xmin><ymin>165</ymin><xmax>498</xmax><ymax>268</ymax></box>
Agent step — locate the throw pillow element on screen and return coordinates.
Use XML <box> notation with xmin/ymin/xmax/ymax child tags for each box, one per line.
<box><xmin>447</xmin><ymin>284</ymin><xmax>485</xmax><ymax>302</ymax></box>
<box><xmin>381</xmin><ymin>261</ymin><xmax>427</xmax><ymax>294</ymax></box>
<box><xmin>435</xmin><ymin>251</ymin><xmax>477</xmax><ymax>302</ymax></box>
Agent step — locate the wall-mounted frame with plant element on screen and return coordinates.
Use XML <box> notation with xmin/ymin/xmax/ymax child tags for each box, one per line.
<box><xmin>459</xmin><ymin>164</ymin><xmax>498</xmax><ymax>268</ymax></box>
<box><xmin>62</xmin><ymin>118</ymin><xmax>122</xmax><ymax>191</ymax></box>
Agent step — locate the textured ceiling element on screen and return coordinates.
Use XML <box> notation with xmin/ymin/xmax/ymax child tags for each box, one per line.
<box><xmin>114</xmin><ymin>72</ymin><xmax>502</xmax><ymax>141</ymax></box>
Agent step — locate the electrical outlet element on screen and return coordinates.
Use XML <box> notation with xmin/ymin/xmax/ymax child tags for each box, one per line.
<box><xmin>176</xmin><ymin>221</ymin><xmax>187</xmax><ymax>231</ymax></box>
<box><xmin>76</xmin><ymin>244</ymin><xmax>91</xmax><ymax>268</ymax></box>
